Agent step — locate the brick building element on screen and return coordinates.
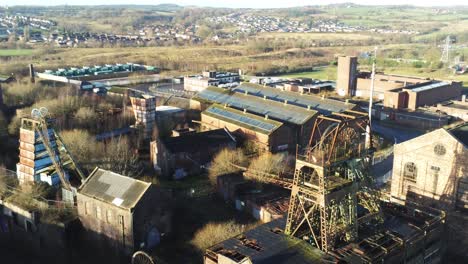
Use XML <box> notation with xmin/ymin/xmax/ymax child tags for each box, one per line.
<box><xmin>384</xmin><ymin>81</ymin><xmax>462</xmax><ymax>110</ymax></box>
<box><xmin>130</xmin><ymin>93</ymin><xmax>156</xmax><ymax>138</ymax></box>
<box><xmin>201</xmin><ymin>104</ymin><xmax>293</xmax><ymax>152</ymax></box>
<box><xmin>390</xmin><ymin>123</ymin><xmax>468</xmax><ymax>210</ymax></box>
<box><xmin>429</xmin><ymin>95</ymin><xmax>468</xmax><ymax>121</ymax></box>
<box><xmin>355</xmin><ymin>73</ymin><xmax>428</xmax><ymax>99</ymax></box>
<box><xmin>77</xmin><ymin>168</ymin><xmax>171</xmax><ymax>255</ymax></box>
<box><xmin>191</xmin><ymin>85</ymin><xmax>354</xmax><ymax>148</ymax></box>
<box><xmin>150</xmin><ymin>128</ymin><xmax>237</xmax><ymax>179</ymax></box>
<box><xmin>336</xmin><ymin>56</ymin><xmax>357</xmax><ymax>96</ymax></box>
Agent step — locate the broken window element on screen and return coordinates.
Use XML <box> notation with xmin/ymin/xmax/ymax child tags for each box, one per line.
<box><xmin>403</xmin><ymin>162</ymin><xmax>417</xmax><ymax>183</ymax></box>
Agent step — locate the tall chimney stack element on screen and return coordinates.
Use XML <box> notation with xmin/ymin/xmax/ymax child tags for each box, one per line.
<box><xmin>29</xmin><ymin>64</ymin><xmax>35</xmax><ymax>83</ymax></box>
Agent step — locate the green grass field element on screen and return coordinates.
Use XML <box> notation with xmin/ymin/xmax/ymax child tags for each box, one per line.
<box><xmin>0</xmin><ymin>49</ymin><xmax>35</xmax><ymax>57</ymax></box>
<box><xmin>278</xmin><ymin>65</ymin><xmax>468</xmax><ymax>86</ymax></box>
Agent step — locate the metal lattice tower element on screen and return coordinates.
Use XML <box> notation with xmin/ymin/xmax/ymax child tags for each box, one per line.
<box><xmin>284</xmin><ymin>110</ymin><xmax>381</xmax><ymax>252</ymax></box>
<box><xmin>440</xmin><ymin>35</ymin><xmax>451</xmax><ymax>63</ymax></box>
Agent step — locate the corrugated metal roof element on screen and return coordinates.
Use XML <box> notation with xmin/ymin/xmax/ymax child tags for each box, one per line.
<box><xmin>195</xmin><ymin>87</ymin><xmax>317</xmax><ymax>125</ymax></box>
<box><xmin>234</xmin><ymin>84</ymin><xmax>354</xmax><ymax>114</ymax></box>
<box><xmin>79</xmin><ymin>168</ymin><xmax>151</xmax><ymax>209</ymax></box>
<box><xmin>204</xmin><ymin>105</ymin><xmax>282</xmax><ymax>135</ymax></box>
<box><xmin>407</xmin><ymin>81</ymin><xmax>450</xmax><ymax>93</ymax></box>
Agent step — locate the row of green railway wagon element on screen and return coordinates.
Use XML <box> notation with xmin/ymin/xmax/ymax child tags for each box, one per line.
<box><xmin>44</xmin><ymin>63</ymin><xmax>157</xmax><ymax>77</ymax></box>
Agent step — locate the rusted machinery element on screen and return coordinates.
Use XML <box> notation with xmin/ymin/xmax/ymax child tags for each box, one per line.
<box><xmin>281</xmin><ymin>110</ymin><xmax>381</xmax><ymax>252</ymax></box>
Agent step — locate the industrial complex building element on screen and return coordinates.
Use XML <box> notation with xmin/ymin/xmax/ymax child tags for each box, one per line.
<box><xmin>336</xmin><ymin>55</ymin><xmax>462</xmax><ymax>110</ymax></box>
<box><xmin>205</xmin><ymin>202</ymin><xmax>446</xmax><ymax>264</ymax></box>
<box><xmin>36</xmin><ymin>63</ymin><xmax>159</xmax><ymax>92</ymax></box>
<box><xmin>336</xmin><ymin>56</ymin><xmax>358</xmax><ymax>97</ymax></box>
<box><xmin>130</xmin><ymin>93</ymin><xmax>157</xmax><ymax>138</ymax></box>
<box><xmin>201</xmin><ymin>104</ymin><xmax>293</xmax><ymax>152</ymax></box>
<box><xmin>16</xmin><ymin>116</ymin><xmax>86</xmax><ymax>203</ymax></box>
<box><xmin>184</xmin><ymin>71</ymin><xmax>240</xmax><ymax>92</ymax></box>
<box><xmin>429</xmin><ymin>95</ymin><xmax>468</xmax><ymax>121</ymax></box>
<box><xmin>390</xmin><ymin>123</ymin><xmax>468</xmax><ymax>210</ymax></box>
<box><xmin>191</xmin><ymin>84</ymin><xmax>355</xmax><ymax>148</ymax></box>
<box><xmin>383</xmin><ymin>80</ymin><xmax>463</xmax><ymax>110</ymax></box>
<box><xmin>77</xmin><ymin>168</ymin><xmax>171</xmax><ymax>254</ymax></box>
<box><xmin>150</xmin><ymin>128</ymin><xmax>236</xmax><ymax>179</ymax></box>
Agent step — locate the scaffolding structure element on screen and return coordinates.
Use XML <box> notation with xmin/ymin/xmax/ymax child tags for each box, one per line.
<box><xmin>284</xmin><ymin>110</ymin><xmax>381</xmax><ymax>252</ymax></box>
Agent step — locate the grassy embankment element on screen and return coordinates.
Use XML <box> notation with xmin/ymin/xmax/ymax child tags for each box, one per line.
<box><xmin>0</xmin><ymin>49</ymin><xmax>35</xmax><ymax>57</ymax></box>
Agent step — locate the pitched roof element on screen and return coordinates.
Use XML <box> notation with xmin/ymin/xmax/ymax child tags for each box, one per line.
<box><xmin>203</xmin><ymin>104</ymin><xmax>283</xmax><ymax>135</ymax></box>
<box><xmin>194</xmin><ymin>87</ymin><xmax>317</xmax><ymax>125</ymax></box>
<box><xmin>234</xmin><ymin>83</ymin><xmax>355</xmax><ymax>114</ymax></box>
<box><xmin>448</xmin><ymin>122</ymin><xmax>468</xmax><ymax>148</ymax></box>
<box><xmin>79</xmin><ymin>168</ymin><xmax>151</xmax><ymax>210</ymax></box>
<box><xmin>161</xmin><ymin>128</ymin><xmax>236</xmax><ymax>153</ymax></box>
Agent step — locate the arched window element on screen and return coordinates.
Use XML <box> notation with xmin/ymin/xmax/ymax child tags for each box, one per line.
<box><xmin>403</xmin><ymin>162</ymin><xmax>417</xmax><ymax>183</ymax></box>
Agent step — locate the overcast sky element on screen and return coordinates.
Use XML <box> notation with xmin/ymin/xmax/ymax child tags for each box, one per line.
<box><xmin>3</xmin><ymin>0</ymin><xmax>467</xmax><ymax>8</ymax></box>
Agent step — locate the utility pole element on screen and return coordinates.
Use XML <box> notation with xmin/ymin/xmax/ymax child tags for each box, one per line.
<box><xmin>366</xmin><ymin>47</ymin><xmax>377</xmax><ymax>149</ymax></box>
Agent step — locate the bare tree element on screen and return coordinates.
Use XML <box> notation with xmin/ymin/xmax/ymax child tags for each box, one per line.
<box><xmin>246</xmin><ymin>152</ymin><xmax>292</xmax><ymax>183</ymax></box>
<box><xmin>208</xmin><ymin>148</ymin><xmax>248</xmax><ymax>184</ymax></box>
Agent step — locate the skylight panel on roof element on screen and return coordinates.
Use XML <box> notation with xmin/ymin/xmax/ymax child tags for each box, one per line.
<box><xmin>112</xmin><ymin>197</ymin><xmax>124</xmax><ymax>206</ymax></box>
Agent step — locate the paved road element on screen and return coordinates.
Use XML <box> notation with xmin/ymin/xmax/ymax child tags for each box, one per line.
<box><xmin>370</xmin><ymin>121</ymin><xmax>424</xmax><ymax>186</ymax></box>
<box><xmin>372</xmin><ymin>121</ymin><xmax>423</xmax><ymax>144</ymax></box>
<box><xmin>372</xmin><ymin>154</ymin><xmax>393</xmax><ymax>187</ymax></box>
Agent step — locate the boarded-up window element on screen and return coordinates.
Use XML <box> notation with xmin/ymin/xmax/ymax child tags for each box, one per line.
<box><xmin>431</xmin><ymin>166</ymin><xmax>440</xmax><ymax>193</ymax></box>
<box><xmin>403</xmin><ymin>162</ymin><xmax>417</xmax><ymax>183</ymax></box>
<box><xmin>85</xmin><ymin>202</ymin><xmax>90</xmax><ymax>215</ymax></box>
<box><xmin>107</xmin><ymin>210</ymin><xmax>113</xmax><ymax>223</ymax></box>
<box><xmin>96</xmin><ymin>206</ymin><xmax>102</xmax><ymax>220</ymax></box>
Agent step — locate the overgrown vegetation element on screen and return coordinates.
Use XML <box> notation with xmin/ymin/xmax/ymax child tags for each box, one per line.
<box><xmin>208</xmin><ymin>148</ymin><xmax>248</xmax><ymax>184</ymax></box>
<box><xmin>191</xmin><ymin>220</ymin><xmax>259</xmax><ymax>251</ymax></box>
<box><xmin>60</xmin><ymin>129</ymin><xmax>142</xmax><ymax>177</ymax></box>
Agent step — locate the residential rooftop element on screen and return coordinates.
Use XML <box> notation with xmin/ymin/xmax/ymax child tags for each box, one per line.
<box><xmin>233</xmin><ymin>83</ymin><xmax>355</xmax><ymax>114</ymax></box>
<box><xmin>78</xmin><ymin>168</ymin><xmax>151</xmax><ymax>210</ymax></box>
<box><xmin>194</xmin><ymin>87</ymin><xmax>317</xmax><ymax>125</ymax></box>
<box><xmin>203</xmin><ymin>104</ymin><xmax>283</xmax><ymax>135</ymax></box>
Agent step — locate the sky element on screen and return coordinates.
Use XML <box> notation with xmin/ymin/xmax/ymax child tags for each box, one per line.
<box><xmin>2</xmin><ymin>0</ymin><xmax>467</xmax><ymax>8</ymax></box>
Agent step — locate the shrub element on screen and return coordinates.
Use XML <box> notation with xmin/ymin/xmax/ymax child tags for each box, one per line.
<box><xmin>208</xmin><ymin>148</ymin><xmax>248</xmax><ymax>184</ymax></box>
<box><xmin>246</xmin><ymin>152</ymin><xmax>290</xmax><ymax>183</ymax></box>
<box><xmin>191</xmin><ymin>221</ymin><xmax>259</xmax><ymax>251</ymax></box>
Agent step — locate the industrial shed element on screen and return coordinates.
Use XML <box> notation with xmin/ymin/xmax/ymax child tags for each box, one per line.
<box><xmin>232</xmin><ymin>84</ymin><xmax>355</xmax><ymax>115</ymax></box>
<box><xmin>201</xmin><ymin>104</ymin><xmax>294</xmax><ymax>152</ymax></box>
<box><xmin>191</xmin><ymin>86</ymin><xmax>318</xmax><ymax>147</ymax></box>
